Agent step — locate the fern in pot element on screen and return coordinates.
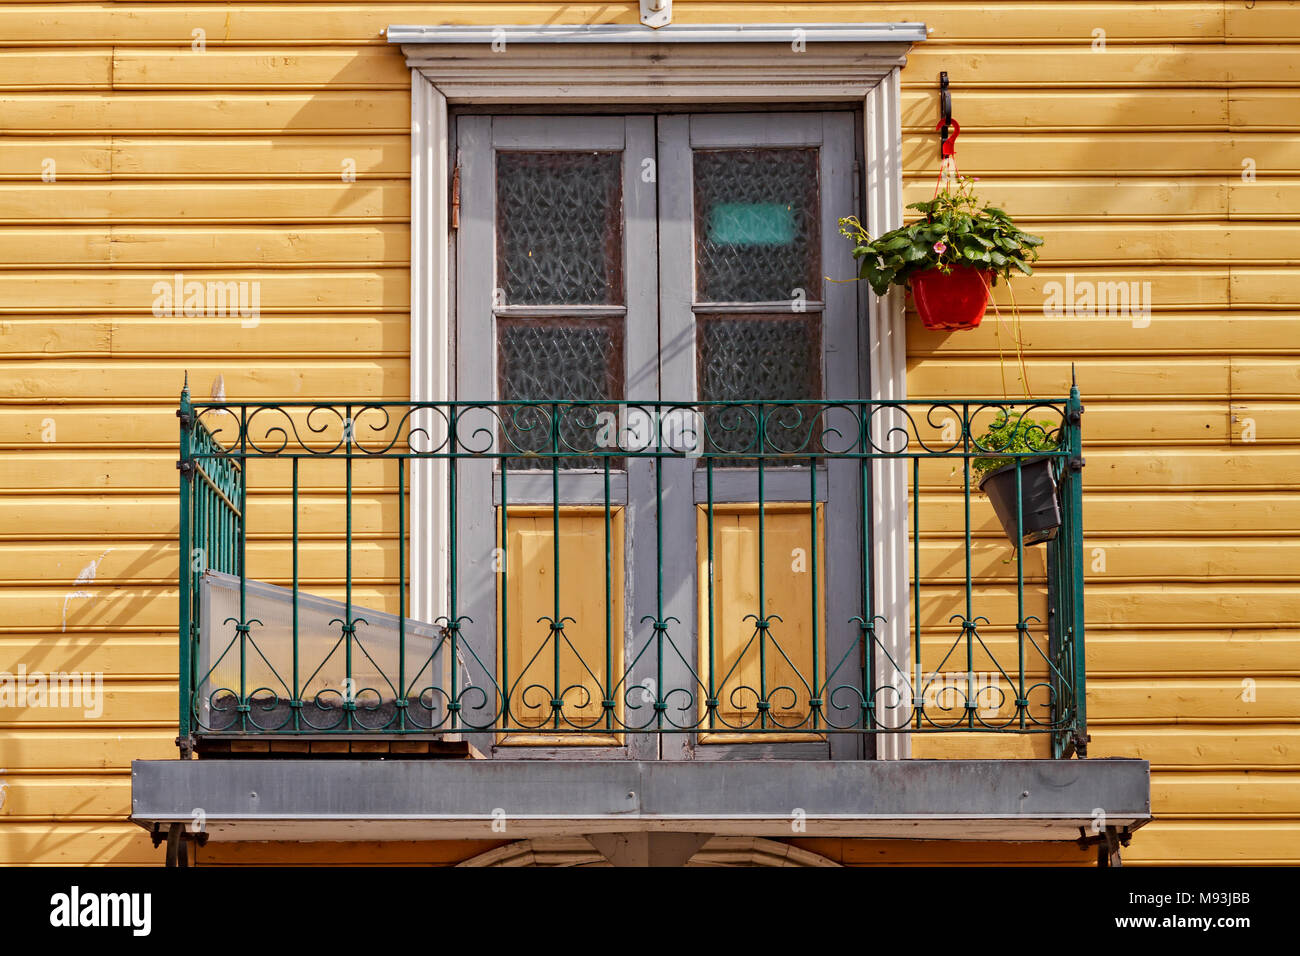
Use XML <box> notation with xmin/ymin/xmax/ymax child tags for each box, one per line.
<box><xmin>971</xmin><ymin>413</ymin><xmax>1063</xmax><ymax>545</ymax></box>
<box><xmin>840</xmin><ymin>175</ymin><xmax>1043</xmax><ymax>330</ymax></box>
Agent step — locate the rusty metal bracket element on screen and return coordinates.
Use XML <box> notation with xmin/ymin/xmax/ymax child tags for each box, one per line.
<box><xmin>164</xmin><ymin>822</ymin><xmax>189</xmax><ymax>867</ymax></box>
<box><xmin>1077</xmin><ymin>824</ymin><xmax>1132</xmax><ymax>867</ymax></box>
<box><xmin>161</xmin><ymin>821</ymin><xmax>207</xmax><ymax>867</ymax></box>
<box><xmin>1073</xmin><ymin>731</ymin><xmax>1091</xmax><ymax>757</ymax></box>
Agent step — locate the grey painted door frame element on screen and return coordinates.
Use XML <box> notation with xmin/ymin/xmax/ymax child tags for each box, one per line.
<box><xmin>397</xmin><ymin>26</ymin><xmax>921</xmax><ymax>759</ymax></box>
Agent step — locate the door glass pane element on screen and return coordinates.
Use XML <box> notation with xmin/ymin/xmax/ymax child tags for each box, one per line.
<box><xmin>497</xmin><ymin>151</ymin><xmax>624</xmax><ymax>305</ymax></box>
<box><xmin>497</xmin><ymin>316</ymin><xmax>623</xmax><ymax>469</ymax></box>
<box><xmin>693</xmin><ymin>148</ymin><xmax>820</xmax><ymax>303</ymax></box>
<box><xmin>696</xmin><ymin>313</ymin><xmax>821</xmax><ymax>459</ymax></box>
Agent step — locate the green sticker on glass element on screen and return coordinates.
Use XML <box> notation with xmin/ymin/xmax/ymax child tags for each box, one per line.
<box><xmin>708</xmin><ymin>202</ymin><xmax>796</xmax><ymax>246</ymax></box>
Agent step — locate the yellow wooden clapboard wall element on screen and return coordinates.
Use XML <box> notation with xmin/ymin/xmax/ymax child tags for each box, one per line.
<box><xmin>1</xmin><ymin>1</ymin><xmax>1297</xmax><ymax>866</ymax></box>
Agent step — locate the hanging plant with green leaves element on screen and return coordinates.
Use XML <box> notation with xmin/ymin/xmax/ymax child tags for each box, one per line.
<box><xmin>839</xmin><ymin>176</ymin><xmax>1044</xmax><ymax>297</ymax></box>
<box><xmin>970</xmin><ymin>413</ymin><xmax>1062</xmax><ymax>482</ymax></box>
<box><xmin>969</xmin><ymin>411</ymin><xmax>1066</xmax><ymax>547</ymax></box>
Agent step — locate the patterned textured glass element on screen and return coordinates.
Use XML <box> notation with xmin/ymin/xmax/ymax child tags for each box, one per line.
<box><xmin>497</xmin><ymin>151</ymin><xmax>624</xmax><ymax>305</ymax></box>
<box><xmin>694</xmin><ymin>148</ymin><xmax>820</xmax><ymax>303</ymax></box>
<box><xmin>697</xmin><ymin>314</ymin><xmax>821</xmax><ymax>459</ymax></box>
<box><xmin>497</xmin><ymin>317</ymin><xmax>623</xmax><ymax>469</ymax></box>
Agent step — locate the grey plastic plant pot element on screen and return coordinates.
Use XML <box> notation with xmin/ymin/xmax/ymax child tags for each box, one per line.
<box><xmin>977</xmin><ymin>456</ymin><xmax>1061</xmax><ymax>546</ymax></box>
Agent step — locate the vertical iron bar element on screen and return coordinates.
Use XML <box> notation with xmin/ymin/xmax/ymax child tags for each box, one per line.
<box><xmin>1048</xmin><ymin>534</ymin><xmax>1062</xmax><ymax>757</ymax></box>
<box><xmin>194</xmin><ymin>446</ymin><xmax>205</xmax><ymax>729</ymax></box>
<box><xmin>860</xmin><ymin>401</ymin><xmax>874</xmax><ymax>731</ymax></box>
<box><xmin>1015</xmin><ymin>455</ymin><xmax>1026</xmax><ymax>729</ymax></box>
<box><xmin>205</xmin><ymin>473</ymin><xmax>213</xmax><ymax>575</ymax></box>
<box><xmin>963</xmin><ymin>402</ymin><xmax>974</xmax><ymax>730</ymax></box>
<box><xmin>214</xmin><ymin>471</ymin><xmax>220</xmax><ymax>575</ymax></box>
<box><xmin>808</xmin><ymin>452</ymin><xmax>819</xmax><ymax>730</ymax></box>
<box><xmin>913</xmin><ymin>455</ymin><xmax>922</xmax><ymax>730</ymax></box>
<box><xmin>498</xmin><ymin>431</ymin><xmax>507</xmax><ymax>731</ymax></box>
<box><xmin>496</xmin><ymin>461</ymin><xmax>505</xmax><ymax>731</ymax></box>
<box><xmin>757</xmin><ymin>403</ymin><xmax>767</xmax><ymax>729</ymax></box>
<box><xmin>706</xmin><ymin>455</ymin><xmax>716</xmax><ymax>731</ymax></box>
<box><xmin>398</xmin><ymin>455</ymin><xmax>406</xmax><ymax>732</ymax></box>
<box><xmin>551</xmin><ymin>402</ymin><xmax>561</xmax><ymax>730</ymax></box>
<box><xmin>449</xmin><ymin>404</ymin><xmax>460</xmax><ymax>730</ymax></box>
<box><xmin>655</xmin><ymin>421</ymin><xmax>664</xmax><ymax>732</ymax></box>
<box><xmin>238</xmin><ymin>404</ymin><xmax>248</xmax><ymax>732</ymax></box>
<box><xmin>292</xmin><ymin>456</ymin><xmax>300</xmax><ymax>732</ymax></box>
<box><xmin>604</xmin><ymin>454</ymin><xmax>612</xmax><ymax>732</ymax></box>
<box><xmin>345</xmin><ymin>406</ymin><xmax>354</xmax><ymax>731</ymax></box>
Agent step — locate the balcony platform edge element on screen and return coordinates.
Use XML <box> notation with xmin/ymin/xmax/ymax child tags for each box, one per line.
<box><xmin>131</xmin><ymin>757</ymin><xmax>1150</xmax><ymax>844</ymax></box>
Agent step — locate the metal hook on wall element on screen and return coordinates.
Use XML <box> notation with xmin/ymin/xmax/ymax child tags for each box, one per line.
<box><xmin>938</xmin><ymin>72</ymin><xmax>956</xmax><ymax>158</ymax></box>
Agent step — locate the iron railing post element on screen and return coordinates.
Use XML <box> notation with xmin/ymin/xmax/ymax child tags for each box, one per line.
<box><xmin>176</xmin><ymin>383</ymin><xmax>194</xmax><ymax>757</ymax></box>
<box><xmin>1066</xmin><ymin>384</ymin><xmax>1088</xmax><ymax>756</ymax></box>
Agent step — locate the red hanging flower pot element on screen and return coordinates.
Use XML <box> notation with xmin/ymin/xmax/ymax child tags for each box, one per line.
<box><xmin>909</xmin><ymin>264</ymin><xmax>993</xmax><ymax>331</ymax></box>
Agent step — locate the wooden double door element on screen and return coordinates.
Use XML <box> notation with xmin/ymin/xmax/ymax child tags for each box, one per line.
<box><xmin>451</xmin><ymin>111</ymin><xmax>868</xmax><ymax>759</ymax></box>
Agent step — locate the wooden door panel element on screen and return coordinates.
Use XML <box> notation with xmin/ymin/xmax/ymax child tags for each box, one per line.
<box><xmin>696</xmin><ymin>504</ymin><xmax>826</xmax><ymax>740</ymax></box>
<box><xmin>497</xmin><ymin>506</ymin><xmax>624</xmax><ymax>745</ymax></box>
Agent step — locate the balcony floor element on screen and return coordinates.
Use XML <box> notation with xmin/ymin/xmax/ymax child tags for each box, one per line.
<box><xmin>132</xmin><ymin>757</ymin><xmax>1150</xmax><ymax>844</ymax></box>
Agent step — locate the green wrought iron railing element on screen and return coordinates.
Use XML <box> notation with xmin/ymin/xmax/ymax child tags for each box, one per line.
<box><xmin>177</xmin><ymin>386</ymin><xmax>1088</xmax><ymax>757</ymax></box>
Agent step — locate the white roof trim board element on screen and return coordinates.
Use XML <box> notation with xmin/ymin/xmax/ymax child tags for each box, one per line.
<box><xmin>387</xmin><ymin>23</ymin><xmax>928</xmax><ymax>45</ymax></box>
<box><xmin>388</xmin><ymin>22</ymin><xmax>926</xmax><ymax>104</ymax></box>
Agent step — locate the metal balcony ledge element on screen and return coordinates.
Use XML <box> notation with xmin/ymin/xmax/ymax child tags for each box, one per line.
<box><xmin>132</xmin><ymin>757</ymin><xmax>1150</xmax><ymax>844</ymax></box>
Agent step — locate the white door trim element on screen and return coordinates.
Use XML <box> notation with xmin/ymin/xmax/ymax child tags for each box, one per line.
<box><xmin>407</xmin><ymin>71</ymin><xmax>450</xmax><ymax>629</ymax></box>
<box><xmin>400</xmin><ymin>27</ymin><xmax>921</xmax><ymax>757</ymax></box>
<box><xmin>864</xmin><ymin>68</ymin><xmax>913</xmax><ymax>759</ymax></box>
